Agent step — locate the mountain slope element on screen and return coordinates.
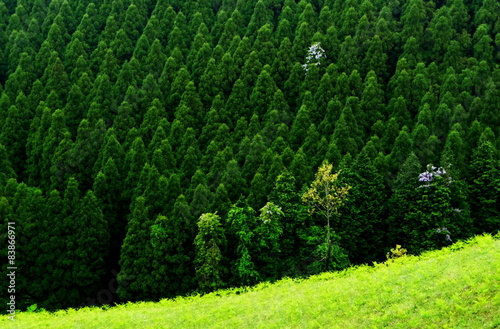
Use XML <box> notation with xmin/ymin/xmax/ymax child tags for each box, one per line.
<box><xmin>3</xmin><ymin>234</ymin><xmax>499</xmax><ymax>329</ymax></box>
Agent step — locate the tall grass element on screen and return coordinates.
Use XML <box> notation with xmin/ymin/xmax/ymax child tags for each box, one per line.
<box><xmin>2</xmin><ymin>234</ymin><xmax>499</xmax><ymax>329</ymax></box>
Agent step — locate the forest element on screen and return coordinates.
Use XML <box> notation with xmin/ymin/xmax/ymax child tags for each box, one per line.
<box><xmin>0</xmin><ymin>0</ymin><xmax>499</xmax><ymax>312</ymax></box>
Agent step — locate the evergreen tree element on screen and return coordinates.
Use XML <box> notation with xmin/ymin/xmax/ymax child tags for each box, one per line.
<box><xmin>337</xmin><ymin>149</ymin><xmax>388</xmax><ymax>263</ymax></box>
<box><xmin>117</xmin><ymin>196</ymin><xmax>153</xmax><ymax>301</ymax></box>
<box><xmin>36</xmin><ymin>188</ymin><xmax>65</xmax><ymax>308</ymax></box>
<box><xmin>40</xmin><ymin>109</ymin><xmax>69</xmax><ymax>189</ymax></box>
<box><xmin>361</xmin><ymin>71</ymin><xmax>385</xmax><ymax>129</ymax></box>
<box><xmin>250</xmin><ymin>67</ymin><xmax>277</xmax><ymax>117</ymax></box>
<box><xmin>123</xmin><ymin>137</ymin><xmax>147</xmax><ymax>201</ymax></box>
<box><xmin>441</xmin><ymin>125</ymin><xmax>467</xmax><ymax>177</ymax></box>
<box><xmin>269</xmin><ymin>170</ymin><xmax>311</xmax><ymax>276</ymax></box>
<box><xmin>272</xmin><ymin>37</ymin><xmax>293</xmax><ymax>88</ymax></box>
<box><xmin>246</xmin><ymin>0</ymin><xmax>273</xmax><ymax>38</ymax></box>
<box><xmin>222</xmin><ymin>159</ymin><xmax>246</xmax><ymax>202</ymax></box>
<box><xmin>332</xmin><ymin>98</ymin><xmax>363</xmax><ymax>156</ymax></box>
<box><xmin>247</xmin><ymin>172</ymin><xmax>267</xmax><ymax>211</ymax></box>
<box><xmin>290</xmin><ymin>147</ymin><xmax>311</xmax><ymax>189</ymax></box>
<box><xmin>93</xmin><ymin>157</ymin><xmax>125</xmax><ymax>267</ymax></box>
<box><xmin>149</xmin><ymin>212</ymin><xmax>193</xmax><ymax>298</ymax></box>
<box><xmin>0</xmin><ymin>104</ymin><xmax>30</xmax><ymax>175</ymax></box>
<box><xmin>190</xmin><ymin>182</ymin><xmax>212</xmax><ymax>222</ymax></box>
<box><xmin>289</xmin><ymin>104</ymin><xmax>312</xmax><ymax>150</ymax></box>
<box><xmin>403</xmin><ymin>165</ymin><xmax>460</xmax><ymax>254</ymax></box>
<box><xmin>388</xmin><ymin>126</ymin><xmax>413</xmax><ymax>174</ymax></box>
<box><xmin>0</xmin><ymin>143</ymin><xmax>16</xmax><ymax>187</ymax></box>
<box><xmin>468</xmin><ymin>136</ymin><xmax>500</xmax><ymax>234</ymax></box>
<box><xmin>70</xmin><ymin>190</ymin><xmax>109</xmax><ymax>302</ymax></box>
<box><xmin>387</xmin><ymin>152</ymin><xmax>421</xmax><ymax>245</ymax></box>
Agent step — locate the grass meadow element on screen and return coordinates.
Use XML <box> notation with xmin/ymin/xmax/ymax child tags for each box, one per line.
<box><xmin>2</xmin><ymin>234</ymin><xmax>499</xmax><ymax>329</ymax></box>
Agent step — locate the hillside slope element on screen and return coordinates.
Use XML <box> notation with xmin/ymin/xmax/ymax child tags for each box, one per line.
<box><xmin>2</xmin><ymin>234</ymin><xmax>499</xmax><ymax>329</ymax></box>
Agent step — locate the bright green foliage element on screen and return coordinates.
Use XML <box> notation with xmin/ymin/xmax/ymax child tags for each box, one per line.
<box><xmin>303</xmin><ymin>162</ymin><xmax>351</xmax><ymax>271</ymax></box>
<box><xmin>254</xmin><ymin>202</ymin><xmax>284</xmax><ymax>280</ymax></box>
<box><xmin>194</xmin><ymin>213</ymin><xmax>227</xmax><ymax>293</ymax></box>
<box><xmin>226</xmin><ymin>204</ymin><xmax>260</xmax><ymax>286</ymax></box>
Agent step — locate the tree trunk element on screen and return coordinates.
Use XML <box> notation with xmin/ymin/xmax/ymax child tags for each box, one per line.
<box><xmin>325</xmin><ymin>216</ymin><xmax>331</xmax><ymax>272</ymax></box>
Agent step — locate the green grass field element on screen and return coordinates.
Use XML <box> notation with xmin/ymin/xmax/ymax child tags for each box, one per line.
<box><xmin>2</xmin><ymin>234</ymin><xmax>499</xmax><ymax>329</ymax></box>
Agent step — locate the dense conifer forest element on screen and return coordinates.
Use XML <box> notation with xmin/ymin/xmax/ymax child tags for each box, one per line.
<box><xmin>0</xmin><ymin>0</ymin><xmax>499</xmax><ymax>312</ymax></box>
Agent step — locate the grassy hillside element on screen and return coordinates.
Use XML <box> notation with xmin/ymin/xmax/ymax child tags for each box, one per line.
<box><xmin>2</xmin><ymin>234</ymin><xmax>499</xmax><ymax>329</ymax></box>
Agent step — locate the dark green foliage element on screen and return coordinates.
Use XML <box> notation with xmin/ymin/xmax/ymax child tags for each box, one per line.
<box><xmin>93</xmin><ymin>157</ymin><xmax>125</xmax><ymax>270</ymax></box>
<box><xmin>289</xmin><ymin>104</ymin><xmax>312</xmax><ymax>150</ymax></box>
<box><xmin>468</xmin><ymin>136</ymin><xmax>500</xmax><ymax>234</ymax></box>
<box><xmin>332</xmin><ymin>97</ymin><xmax>363</xmax><ymax>156</ymax></box>
<box><xmin>401</xmin><ymin>163</ymin><xmax>472</xmax><ymax>254</ymax></box>
<box><xmin>70</xmin><ymin>189</ymin><xmax>109</xmax><ymax>301</ymax></box>
<box><xmin>123</xmin><ymin>136</ymin><xmax>146</xmax><ymax>201</ymax></box>
<box><xmin>387</xmin><ymin>152</ymin><xmax>422</xmax><ymax>246</ymax></box>
<box><xmin>250</xmin><ymin>67</ymin><xmax>277</xmax><ymax>118</ymax></box>
<box><xmin>117</xmin><ymin>196</ymin><xmax>154</xmax><ymax>302</ymax></box>
<box><xmin>337</xmin><ymin>150</ymin><xmax>388</xmax><ymax>263</ymax></box>
<box><xmin>148</xmin><ymin>213</ymin><xmax>192</xmax><ymax>298</ymax></box>
<box><xmin>0</xmin><ymin>104</ymin><xmax>31</xmax><ymax>175</ymax></box>
<box><xmin>403</xmin><ymin>175</ymin><xmax>454</xmax><ymax>254</ymax></box>
<box><xmin>0</xmin><ymin>143</ymin><xmax>16</xmax><ymax>187</ymax></box>
<box><xmin>269</xmin><ymin>170</ymin><xmax>312</xmax><ymax>276</ymax></box>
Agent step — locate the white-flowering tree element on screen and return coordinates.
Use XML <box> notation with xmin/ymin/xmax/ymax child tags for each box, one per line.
<box><xmin>302</xmin><ymin>42</ymin><xmax>327</xmax><ymax>73</ymax></box>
